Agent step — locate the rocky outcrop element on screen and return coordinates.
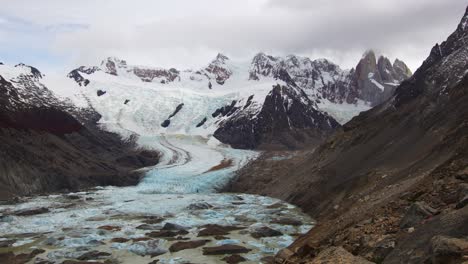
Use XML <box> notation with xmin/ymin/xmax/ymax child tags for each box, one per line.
<box><xmin>227</xmin><ymin>6</ymin><xmax>468</xmax><ymax>264</ymax></box>
<box><xmin>67</xmin><ymin>66</ymin><xmax>100</xmax><ymax>86</ymax></box>
<box><xmin>133</xmin><ymin>67</ymin><xmax>180</xmax><ymax>83</ymax></box>
<box><xmin>214</xmin><ymin>85</ymin><xmax>340</xmax><ymax>149</ymax></box>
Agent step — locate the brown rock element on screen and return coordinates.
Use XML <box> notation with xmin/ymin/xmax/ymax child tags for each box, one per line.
<box><xmin>198</xmin><ymin>224</ymin><xmax>244</xmax><ymax>237</ymax></box>
<box><xmin>275</xmin><ymin>248</ymin><xmax>294</xmax><ymax>262</ymax></box>
<box><xmin>400</xmin><ymin>202</ymin><xmax>438</xmax><ymax>228</ymax></box>
<box><xmin>146</xmin><ymin>230</ymin><xmax>188</xmax><ymax>238</ymax></box>
<box><xmin>202</xmin><ymin>245</ymin><xmax>251</xmax><ymax>255</ymax></box>
<box><xmin>132</xmin><ymin>237</ymin><xmax>153</xmax><ymax>242</ymax></box>
<box><xmin>251</xmin><ymin>226</ymin><xmax>283</xmax><ymax>238</ymax></box>
<box><xmin>97</xmin><ymin>225</ymin><xmax>121</xmax><ymax>232</ymax></box>
<box><xmin>14</xmin><ymin>207</ymin><xmax>49</xmax><ymax>216</ymax></box>
<box><xmin>77</xmin><ymin>251</ymin><xmax>111</xmax><ymax>260</ymax></box>
<box><xmin>308</xmin><ymin>247</ymin><xmax>374</xmax><ymax>264</ymax></box>
<box><xmin>62</xmin><ymin>261</ymin><xmax>103</xmax><ymax>264</ymax></box>
<box><xmin>429</xmin><ymin>235</ymin><xmax>468</xmax><ymax>264</ymax></box>
<box><xmin>142</xmin><ymin>216</ymin><xmax>164</xmax><ymax>224</ymax></box>
<box><xmin>136</xmin><ymin>224</ymin><xmax>159</xmax><ymax>230</ymax></box>
<box><xmin>198</xmin><ymin>225</ymin><xmax>230</xmax><ymax>237</ymax></box>
<box><xmin>169</xmin><ymin>240</ymin><xmax>210</xmax><ymax>252</ymax></box>
<box><xmin>455</xmin><ymin>195</ymin><xmax>468</xmax><ymax>209</ymax></box>
<box><xmin>111</xmin><ymin>237</ymin><xmax>129</xmax><ymax>243</ymax></box>
<box><xmin>0</xmin><ymin>249</ymin><xmax>46</xmax><ymax>264</ymax></box>
<box><xmin>271</xmin><ymin>217</ymin><xmax>302</xmax><ymax>226</ymax></box>
<box><xmin>0</xmin><ymin>239</ymin><xmax>15</xmax><ymax>248</ymax></box>
<box><xmin>222</xmin><ymin>254</ymin><xmax>246</xmax><ymax>264</ymax></box>
<box><xmin>260</xmin><ymin>256</ymin><xmax>275</xmax><ymax>264</ymax></box>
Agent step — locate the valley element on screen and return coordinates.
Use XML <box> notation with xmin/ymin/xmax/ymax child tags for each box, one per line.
<box><xmin>0</xmin><ymin>135</ymin><xmax>314</xmax><ymax>264</ymax></box>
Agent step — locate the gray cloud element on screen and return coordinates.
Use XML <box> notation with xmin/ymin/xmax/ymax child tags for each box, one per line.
<box><xmin>1</xmin><ymin>0</ymin><xmax>466</xmax><ymax>72</ymax></box>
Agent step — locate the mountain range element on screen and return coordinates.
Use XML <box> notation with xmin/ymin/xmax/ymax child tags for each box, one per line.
<box><xmin>64</xmin><ymin>50</ymin><xmax>411</xmax><ymax>149</ymax></box>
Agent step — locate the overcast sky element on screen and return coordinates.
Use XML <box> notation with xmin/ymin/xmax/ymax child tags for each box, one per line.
<box><xmin>0</xmin><ymin>0</ymin><xmax>465</xmax><ymax>73</ymax></box>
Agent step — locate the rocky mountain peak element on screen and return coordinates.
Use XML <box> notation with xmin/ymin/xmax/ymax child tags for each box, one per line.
<box><xmin>101</xmin><ymin>57</ymin><xmax>128</xmax><ymax>76</ymax></box>
<box><xmin>393</xmin><ymin>59</ymin><xmax>412</xmax><ymax>81</ymax></box>
<box><xmin>395</xmin><ymin>5</ymin><xmax>468</xmax><ymax>106</ymax></box>
<box><xmin>353</xmin><ymin>50</ymin><xmax>413</xmax><ymax>106</ymax></box>
<box><xmin>14</xmin><ymin>63</ymin><xmax>43</xmax><ymax>79</ymax></box>
<box><xmin>204</xmin><ymin>53</ymin><xmax>232</xmax><ymax>85</ymax></box>
<box><xmin>214</xmin><ymin>53</ymin><xmax>229</xmax><ymax>63</ymax></box>
<box><xmin>249</xmin><ymin>52</ymin><xmax>280</xmax><ymax>80</ymax></box>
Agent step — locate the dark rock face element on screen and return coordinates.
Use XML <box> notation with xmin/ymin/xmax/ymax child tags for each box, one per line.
<box><xmin>196</xmin><ymin>117</ymin><xmax>207</xmax><ymax>127</ymax></box>
<box><xmin>161</xmin><ymin>103</ymin><xmax>184</xmax><ymax>128</ymax></box>
<box><xmin>67</xmin><ymin>66</ymin><xmax>99</xmax><ymax>86</ymax></box>
<box><xmin>212</xmin><ymin>100</ymin><xmax>238</xmax><ymax>118</ymax></box>
<box><xmin>161</xmin><ymin>119</ymin><xmax>171</xmax><ymax>128</ymax></box>
<box><xmin>214</xmin><ymin>85</ymin><xmax>340</xmax><ymax>149</ymax></box>
<box><xmin>97</xmin><ymin>90</ymin><xmax>106</xmax><ymax>96</ymax></box>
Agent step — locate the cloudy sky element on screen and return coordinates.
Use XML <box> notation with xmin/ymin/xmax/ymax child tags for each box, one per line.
<box><xmin>0</xmin><ymin>0</ymin><xmax>465</xmax><ymax>73</ymax></box>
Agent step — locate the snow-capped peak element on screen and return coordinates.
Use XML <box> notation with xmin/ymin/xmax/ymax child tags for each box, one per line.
<box><xmin>14</xmin><ymin>63</ymin><xmax>43</xmax><ymax>79</ymax></box>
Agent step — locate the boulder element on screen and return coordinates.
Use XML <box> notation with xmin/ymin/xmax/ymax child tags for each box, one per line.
<box><xmin>14</xmin><ymin>207</ymin><xmax>49</xmax><ymax>216</ymax></box>
<box><xmin>222</xmin><ymin>254</ymin><xmax>247</xmax><ymax>264</ymax></box>
<box><xmin>97</xmin><ymin>225</ymin><xmax>121</xmax><ymax>232</ymax></box>
<box><xmin>111</xmin><ymin>237</ymin><xmax>129</xmax><ymax>243</ymax></box>
<box><xmin>169</xmin><ymin>240</ymin><xmax>210</xmax><ymax>252</ymax></box>
<box><xmin>456</xmin><ymin>195</ymin><xmax>468</xmax><ymax>209</ymax></box>
<box><xmin>429</xmin><ymin>235</ymin><xmax>468</xmax><ymax>264</ymax></box>
<box><xmin>146</xmin><ymin>230</ymin><xmax>188</xmax><ymax>238</ymax></box>
<box><xmin>162</xmin><ymin>223</ymin><xmax>188</xmax><ymax>231</ymax></box>
<box><xmin>198</xmin><ymin>225</ymin><xmax>230</xmax><ymax>237</ymax></box>
<box><xmin>198</xmin><ymin>224</ymin><xmax>244</xmax><ymax>237</ymax></box>
<box><xmin>77</xmin><ymin>251</ymin><xmax>111</xmax><ymax>260</ymax></box>
<box><xmin>128</xmin><ymin>240</ymin><xmax>167</xmax><ymax>257</ymax></box>
<box><xmin>186</xmin><ymin>202</ymin><xmax>213</xmax><ymax>210</ymax></box>
<box><xmin>250</xmin><ymin>226</ymin><xmax>283</xmax><ymax>238</ymax></box>
<box><xmin>399</xmin><ymin>202</ymin><xmax>438</xmax><ymax>228</ymax></box>
<box><xmin>202</xmin><ymin>245</ymin><xmax>251</xmax><ymax>255</ymax></box>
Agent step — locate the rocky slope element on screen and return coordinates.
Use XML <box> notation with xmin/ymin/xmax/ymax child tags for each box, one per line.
<box><xmin>0</xmin><ymin>63</ymin><xmax>159</xmax><ymax>200</ymax></box>
<box><xmin>227</xmin><ymin>6</ymin><xmax>468</xmax><ymax>264</ymax></box>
